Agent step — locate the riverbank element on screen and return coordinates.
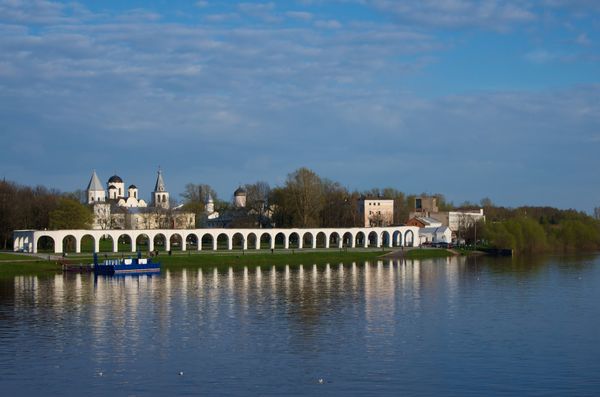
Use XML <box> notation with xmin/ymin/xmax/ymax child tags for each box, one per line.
<box><xmin>0</xmin><ymin>247</ymin><xmax>478</xmax><ymax>277</ymax></box>
<box><xmin>0</xmin><ymin>249</ymin><xmax>389</xmax><ymax>277</ymax></box>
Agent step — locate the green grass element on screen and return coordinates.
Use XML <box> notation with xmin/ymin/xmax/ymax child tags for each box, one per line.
<box><xmin>403</xmin><ymin>248</ymin><xmax>454</xmax><ymax>259</ymax></box>
<box><xmin>0</xmin><ymin>252</ymin><xmax>33</xmax><ymax>260</ymax></box>
<box><xmin>0</xmin><ymin>260</ymin><xmax>62</xmax><ymax>278</ymax></box>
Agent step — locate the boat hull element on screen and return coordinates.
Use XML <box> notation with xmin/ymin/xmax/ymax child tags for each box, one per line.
<box><xmin>93</xmin><ymin>257</ymin><xmax>161</xmax><ymax>275</ymax></box>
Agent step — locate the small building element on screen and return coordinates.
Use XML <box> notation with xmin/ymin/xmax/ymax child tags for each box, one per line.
<box><xmin>408</xmin><ymin>196</ymin><xmax>485</xmax><ymax>239</ymax></box>
<box><xmin>357</xmin><ymin>197</ymin><xmax>394</xmax><ymax>227</ymax></box>
<box><xmin>419</xmin><ymin>226</ymin><xmax>452</xmax><ymax>245</ymax></box>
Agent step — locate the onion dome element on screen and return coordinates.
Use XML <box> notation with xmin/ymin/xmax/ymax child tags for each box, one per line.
<box><xmin>108</xmin><ymin>175</ymin><xmax>123</xmax><ymax>183</ymax></box>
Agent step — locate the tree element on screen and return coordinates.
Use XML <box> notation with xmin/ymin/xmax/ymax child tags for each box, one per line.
<box><xmin>286</xmin><ymin>168</ymin><xmax>324</xmax><ymax>227</ymax></box>
<box><xmin>49</xmin><ymin>198</ymin><xmax>93</xmax><ymax>229</ymax></box>
<box><xmin>180</xmin><ymin>183</ymin><xmax>218</xmax><ymax>226</ymax></box>
<box><xmin>270</xmin><ymin>168</ymin><xmax>324</xmax><ymax>227</ymax></box>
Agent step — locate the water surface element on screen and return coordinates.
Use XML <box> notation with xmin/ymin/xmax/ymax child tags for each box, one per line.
<box><xmin>1</xmin><ymin>255</ymin><xmax>599</xmax><ymax>396</ymax></box>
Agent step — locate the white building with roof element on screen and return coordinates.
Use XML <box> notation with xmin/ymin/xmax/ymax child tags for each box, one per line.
<box><xmin>85</xmin><ymin>169</ymin><xmax>194</xmax><ymax>230</ymax></box>
<box><xmin>419</xmin><ymin>226</ymin><xmax>452</xmax><ymax>245</ymax></box>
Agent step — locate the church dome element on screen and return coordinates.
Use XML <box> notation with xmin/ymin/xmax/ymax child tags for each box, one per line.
<box><xmin>128</xmin><ymin>184</ymin><xmax>137</xmax><ymax>189</ymax></box>
<box><xmin>108</xmin><ymin>175</ymin><xmax>123</xmax><ymax>183</ymax></box>
<box><xmin>234</xmin><ymin>186</ymin><xmax>246</xmax><ymax>196</ymax></box>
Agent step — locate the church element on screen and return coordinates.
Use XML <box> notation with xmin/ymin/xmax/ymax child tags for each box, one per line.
<box><xmin>86</xmin><ymin>169</ymin><xmax>195</xmax><ymax>230</ymax></box>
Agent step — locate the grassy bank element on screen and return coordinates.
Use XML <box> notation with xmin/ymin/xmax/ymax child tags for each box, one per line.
<box><xmin>0</xmin><ymin>260</ymin><xmax>62</xmax><ymax>278</ymax></box>
<box><xmin>403</xmin><ymin>248</ymin><xmax>455</xmax><ymax>259</ymax></box>
<box><xmin>0</xmin><ymin>247</ymin><xmax>471</xmax><ymax>278</ymax></box>
<box><xmin>0</xmin><ymin>249</ymin><xmax>389</xmax><ymax>277</ymax></box>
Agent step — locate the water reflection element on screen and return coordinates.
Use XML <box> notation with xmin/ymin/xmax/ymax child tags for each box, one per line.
<box><xmin>1</xmin><ymin>255</ymin><xmax>600</xmax><ymax>396</ymax></box>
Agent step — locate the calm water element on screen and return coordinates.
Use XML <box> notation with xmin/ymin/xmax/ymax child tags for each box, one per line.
<box><xmin>1</xmin><ymin>255</ymin><xmax>599</xmax><ymax>396</ymax></box>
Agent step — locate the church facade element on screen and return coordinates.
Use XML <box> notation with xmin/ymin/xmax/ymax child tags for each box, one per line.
<box><xmin>86</xmin><ymin>169</ymin><xmax>195</xmax><ymax>230</ymax></box>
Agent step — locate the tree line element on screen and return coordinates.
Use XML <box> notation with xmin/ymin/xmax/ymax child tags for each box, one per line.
<box><xmin>0</xmin><ymin>180</ymin><xmax>92</xmax><ymax>249</ymax></box>
<box><xmin>2</xmin><ymin>168</ymin><xmax>599</xmax><ymax>254</ymax></box>
<box><xmin>474</xmin><ymin>203</ymin><xmax>600</xmax><ymax>253</ymax></box>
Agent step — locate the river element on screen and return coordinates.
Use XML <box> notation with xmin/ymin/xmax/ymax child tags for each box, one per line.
<box><xmin>1</xmin><ymin>254</ymin><xmax>599</xmax><ymax>396</ymax></box>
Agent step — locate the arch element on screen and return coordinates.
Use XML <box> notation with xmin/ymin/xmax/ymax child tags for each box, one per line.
<box><xmin>381</xmin><ymin>231</ymin><xmax>391</xmax><ymax>247</ymax></box>
<box><xmin>404</xmin><ymin>230</ymin><xmax>415</xmax><ymax>247</ymax></box>
<box><xmin>302</xmin><ymin>232</ymin><xmax>315</xmax><ymax>249</ymax></box>
<box><xmin>368</xmin><ymin>231</ymin><xmax>379</xmax><ymax>247</ymax></box>
<box><xmin>117</xmin><ymin>234</ymin><xmax>132</xmax><ymax>252</ymax></box>
<box><xmin>316</xmin><ymin>232</ymin><xmax>327</xmax><ymax>248</ymax></box>
<box><xmin>274</xmin><ymin>232</ymin><xmax>286</xmax><ymax>249</ymax></box>
<box><xmin>185</xmin><ymin>233</ymin><xmax>198</xmax><ymax>251</ymax></box>
<box><xmin>246</xmin><ymin>233</ymin><xmax>258</xmax><ymax>250</ymax></box>
<box><xmin>260</xmin><ymin>233</ymin><xmax>272</xmax><ymax>249</ymax></box>
<box><xmin>36</xmin><ymin>235</ymin><xmax>55</xmax><ymax>253</ymax></box>
<box><xmin>216</xmin><ymin>233</ymin><xmax>229</xmax><ymax>250</ymax></box>
<box><xmin>98</xmin><ymin>234</ymin><xmax>115</xmax><ymax>252</ymax></box>
<box><xmin>355</xmin><ymin>231</ymin><xmax>366</xmax><ymax>248</ymax></box>
<box><xmin>232</xmin><ymin>232</ymin><xmax>245</xmax><ymax>250</ymax></box>
<box><xmin>136</xmin><ymin>234</ymin><xmax>150</xmax><ymax>252</ymax></box>
<box><xmin>154</xmin><ymin>233</ymin><xmax>167</xmax><ymax>252</ymax></box>
<box><xmin>329</xmin><ymin>232</ymin><xmax>341</xmax><ymax>249</ymax></box>
<box><xmin>80</xmin><ymin>234</ymin><xmax>95</xmax><ymax>253</ymax></box>
<box><xmin>170</xmin><ymin>233</ymin><xmax>183</xmax><ymax>251</ymax></box>
<box><xmin>342</xmin><ymin>232</ymin><xmax>353</xmax><ymax>248</ymax></box>
<box><xmin>201</xmin><ymin>234</ymin><xmax>214</xmax><ymax>251</ymax></box>
<box><xmin>392</xmin><ymin>230</ymin><xmax>403</xmax><ymax>247</ymax></box>
<box><xmin>62</xmin><ymin>235</ymin><xmax>77</xmax><ymax>253</ymax></box>
<box><xmin>289</xmin><ymin>232</ymin><xmax>300</xmax><ymax>249</ymax></box>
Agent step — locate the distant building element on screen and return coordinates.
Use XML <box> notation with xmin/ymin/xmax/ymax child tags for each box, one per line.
<box><xmin>357</xmin><ymin>197</ymin><xmax>394</xmax><ymax>227</ymax></box>
<box><xmin>86</xmin><ymin>169</ymin><xmax>194</xmax><ymax>230</ymax></box>
<box><xmin>419</xmin><ymin>226</ymin><xmax>452</xmax><ymax>245</ymax></box>
<box><xmin>409</xmin><ymin>196</ymin><xmax>485</xmax><ymax>240</ymax></box>
<box><xmin>233</xmin><ymin>186</ymin><xmax>247</xmax><ymax>208</ymax></box>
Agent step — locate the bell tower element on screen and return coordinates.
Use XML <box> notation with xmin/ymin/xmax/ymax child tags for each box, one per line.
<box><xmin>152</xmin><ymin>168</ymin><xmax>170</xmax><ymax>209</ymax></box>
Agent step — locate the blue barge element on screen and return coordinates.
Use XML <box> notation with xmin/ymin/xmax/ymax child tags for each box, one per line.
<box><xmin>93</xmin><ymin>253</ymin><xmax>161</xmax><ymax>275</ymax></box>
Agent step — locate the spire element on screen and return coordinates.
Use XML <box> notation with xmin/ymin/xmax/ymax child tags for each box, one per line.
<box><xmin>87</xmin><ymin>170</ymin><xmax>104</xmax><ymax>191</ymax></box>
<box><xmin>154</xmin><ymin>168</ymin><xmax>166</xmax><ymax>192</ymax></box>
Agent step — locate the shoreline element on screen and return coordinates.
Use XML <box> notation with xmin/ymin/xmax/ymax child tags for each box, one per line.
<box><xmin>0</xmin><ymin>247</ymin><xmax>494</xmax><ymax>277</ymax></box>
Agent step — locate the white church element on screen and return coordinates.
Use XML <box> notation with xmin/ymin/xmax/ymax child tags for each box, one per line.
<box><xmin>86</xmin><ymin>169</ymin><xmax>195</xmax><ymax>230</ymax></box>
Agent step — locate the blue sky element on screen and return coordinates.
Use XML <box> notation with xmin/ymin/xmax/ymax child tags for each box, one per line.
<box><xmin>0</xmin><ymin>0</ymin><xmax>599</xmax><ymax>212</ymax></box>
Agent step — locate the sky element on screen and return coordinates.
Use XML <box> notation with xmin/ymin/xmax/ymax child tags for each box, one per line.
<box><xmin>0</xmin><ymin>0</ymin><xmax>599</xmax><ymax>212</ymax></box>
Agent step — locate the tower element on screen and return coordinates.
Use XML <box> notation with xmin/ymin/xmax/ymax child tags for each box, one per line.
<box><xmin>87</xmin><ymin>170</ymin><xmax>106</xmax><ymax>204</ymax></box>
<box><xmin>234</xmin><ymin>186</ymin><xmax>246</xmax><ymax>208</ymax></box>
<box><xmin>206</xmin><ymin>193</ymin><xmax>215</xmax><ymax>214</ymax></box>
<box><xmin>107</xmin><ymin>175</ymin><xmax>125</xmax><ymax>198</ymax></box>
<box><xmin>152</xmin><ymin>169</ymin><xmax>170</xmax><ymax>209</ymax></box>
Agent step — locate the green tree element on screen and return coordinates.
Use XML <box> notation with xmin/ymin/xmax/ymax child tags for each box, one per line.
<box><xmin>49</xmin><ymin>198</ymin><xmax>93</xmax><ymax>229</ymax></box>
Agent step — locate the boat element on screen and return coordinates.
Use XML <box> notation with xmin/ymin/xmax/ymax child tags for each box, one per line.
<box><xmin>92</xmin><ymin>252</ymin><xmax>161</xmax><ymax>275</ymax></box>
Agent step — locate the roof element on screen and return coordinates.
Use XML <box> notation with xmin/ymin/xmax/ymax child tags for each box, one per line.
<box><xmin>128</xmin><ymin>184</ymin><xmax>137</xmax><ymax>189</ymax></box>
<box><xmin>420</xmin><ymin>226</ymin><xmax>450</xmax><ymax>234</ymax></box>
<box><xmin>108</xmin><ymin>175</ymin><xmax>123</xmax><ymax>183</ymax></box>
<box><xmin>154</xmin><ymin>169</ymin><xmax>166</xmax><ymax>192</ymax></box>
<box><xmin>86</xmin><ymin>170</ymin><xmax>104</xmax><ymax>191</ymax></box>
<box><xmin>418</xmin><ymin>217</ymin><xmax>443</xmax><ymax>226</ymax></box>
<box><xmin>234</xmin><ymin>186</ymin><xmax>246</xmax><ymax>195</ymax></box>
<box><xmin>108</xmin><ymin>184</ymin><xmax>117</xmax><ymax>190</ymax></box>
